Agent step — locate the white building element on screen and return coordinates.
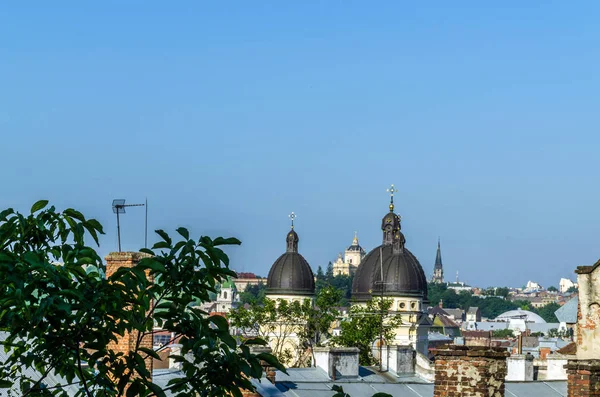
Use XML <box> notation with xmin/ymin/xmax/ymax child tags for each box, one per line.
<box><xmin>559</xmin><ymin>278</ymin><xmax>577</xmax><ymax>293</ymax></box>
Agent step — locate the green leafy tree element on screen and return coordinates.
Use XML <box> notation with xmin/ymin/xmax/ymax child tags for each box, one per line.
<box><xmin>495</xmin><ymin>287</ymin><xmax>510</xmax><ymax>298</ymax></box>
<box><xmin>315</xmin><ymin>274</ymin><xmax>354</xmax><ymax>307</ymax></box>
<box><xmin>229</xmin><ymin>288</ymin><xmax>340</xmax><ymax>367</ymax></box>
<box><xmin>0</xmin><ymin>201</ymin><xmax>283</xmax><ymax>396</ymax></box>
<box><xmin>547</xmin><ymin>286</ymin><xmax>558</xmax><ymax>292</ymax></box>
<box><xmin>536</xmin><ymin>302</ymin><xmax>561</xmax><ymax>323</ymax></box>
<box><xmin>331</xmin><ymin>299</ymin><xmax>402</xmax><ymax>365</ymax></box>
<box><xmin>492</xmin><ymin>329</ymin><xmax>514</xmax><ymax>338</ymax></box>
<box><xmin>566</xmin><ymin>286</ymin><xmax>578</xmax><ymax>294</ymax></box>
<box><xmin>239</xmin><ymin>282</ymin><xmax>267</xmax><ymax>305</ymax></box>
<box><xmin>316</xmin><ymin>265</ymin><xmax>325</xmax><ymax>280</ymax></box>
<box><xmin>326</xmin><ymin>261</ymin><xmax>334</xmax><ymax>281</ymax></box>
<box><xmin>229</xmin><ymin>298</ymin><xmax>303</xmax><ymax>365</ymax></box>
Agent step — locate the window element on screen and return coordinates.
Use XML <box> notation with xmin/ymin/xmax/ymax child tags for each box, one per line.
<box><xmin>223</xmin><ymin>291</ymin><xmax>227</xmax><ymax>299</ymax></box>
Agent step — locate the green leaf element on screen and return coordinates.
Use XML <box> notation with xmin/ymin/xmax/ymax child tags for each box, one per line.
<box><xmin>64</xmin><ymin>208</ymin><xmax>85</xmax><ymax>221</ymax></box>
<box><xmin>155</xmin><ymin>229</ymin><xmax>172</xmax><ymax>246</ymax></box>
<box><xmin>30</xmin><ymin>200</ymin><xmax>49</xmax><ymax>214</ymax></box>
<box><xmin>147</xmin><ymin>382</ymin><xmax>167</xmax><ymax>397</ymax></box>
<box><xmin>176</xmin><ymin>227</ymin><xmax>189</xmax><ymax>240</ymax></box>
<box><xmin>243</xmin><ymin>338</ymin><xmax>267</xmax><ymax>346</ymax></box>
<box><xmin>0</xmin><ymin>208</ymin><xmax>14</xmax><ymax>220</ymax></box>
<box><xmin>208</xmin><ymin>314</ymin><xmax>229</xmax><ymax>331</ymax></box>
<box><xmin>152</xmin><ymin>241</ymin><xmax>170</xmax><ymax>250</ymax></box>
<box><xmin>213</xmin><ymin>237</ymin><xmax>242</xmax><ymax>246</ymax></box>
<box><xmin>256</xmin><ymin>352</ymin><xmax>287</xmax><ymax>373</ymax></box>
<box><xmin>139</xmin><ymin>346</ymin><xmax>161</xmax><ymax>360</ymax></box>
<box><xmin>126</xmin><ymin>380</ymin><xmax>141</xmax><ymax>397</ymax></box>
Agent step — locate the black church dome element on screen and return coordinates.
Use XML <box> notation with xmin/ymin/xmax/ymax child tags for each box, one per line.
<box><xmin>266</xmin><ymin>223</ymin><xmax>315</xmax><ymax>296</ymax></box>
<box><xmin>351</xmin><ymin>185</ymin><xmax>428</xmax><ymax>302</ymax></box>
<box><xmin>352</xmin><ymin>244</ymin><xmax>428</xmax><ymax>302</ymax></box>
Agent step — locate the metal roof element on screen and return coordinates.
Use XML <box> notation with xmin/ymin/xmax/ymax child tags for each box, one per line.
<box><xmin>271</xmin><ymin>380</ymin><xmax>567</xmax><ymax>397</ymax></box>
<box><xmin>0</xmin><ymin>333</ymin><xmax>82</xmax><ymax>396</ymax></box>
<box><xmin>554</xmin><ymin>296</ymin><xmax>578</xmax><ymax>324</ymax></box>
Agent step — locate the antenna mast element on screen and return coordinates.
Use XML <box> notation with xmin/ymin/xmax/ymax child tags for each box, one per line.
<box><xmin>112</xmin><ymin>199</ymin><xmax>146</xmax><ymax>252</ymax></box>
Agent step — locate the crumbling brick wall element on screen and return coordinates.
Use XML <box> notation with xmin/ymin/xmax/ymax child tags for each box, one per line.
<box><xmin>565</xmin><ymin>360</ymin><xmax>600</xmax><ymax>397</ymax></box>
<box><xmin>433</xmin><ymin>345</ymin><xmax>509</xmax><ymax>397</ymax></box>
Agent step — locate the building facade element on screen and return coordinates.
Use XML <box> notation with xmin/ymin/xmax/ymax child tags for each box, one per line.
<box><xmin>332</xmin><ymin>233</ymin><xmax>366</xmax><ymax>276</ymax></box>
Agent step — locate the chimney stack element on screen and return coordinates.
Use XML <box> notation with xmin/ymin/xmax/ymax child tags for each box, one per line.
<box><xmin>433</xmin><ymin>345</ymin><xmax>509</xmax><ymax>397</ymax></box>
<box><xmin>105</xmin><ymin>252</ymin><xmax>154</xmax><ymax>379</ymax></box>
<box><xmin>314</xmin><ymin>347</ymin><xmax>360</xmax><ymax>380</ymax></box>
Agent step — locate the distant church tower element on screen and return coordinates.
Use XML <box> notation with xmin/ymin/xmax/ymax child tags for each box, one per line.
<box><xmin>432</xmin><ymin>239</ymin><xmax>444</xmax><ymax>284</ymax></box>
<box><xmin>332</xmin><ymin>232</ymin><xmax>366</xmax><ymax>276</ymax></box>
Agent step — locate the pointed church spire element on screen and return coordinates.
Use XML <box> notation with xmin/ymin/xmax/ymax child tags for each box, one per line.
<box><xmin>432</xmin><ymin>238</ymin><xmax>444</xmax><ymax>283</ymax></box>
<box><xmin>435</xmin><ymin>238</ymin><xmax>443</xmax><ymax>269</ymax></box>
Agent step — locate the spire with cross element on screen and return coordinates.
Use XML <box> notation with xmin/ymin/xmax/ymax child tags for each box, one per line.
<box><xmin>387</xmin><ymin>184</ymin><xmax>398</xmax><ymax>212</ymax></box>
<box><xmin>286</xmin><ymin>212</ymin><xmax>299</xmax><ymax>252</ymax></box>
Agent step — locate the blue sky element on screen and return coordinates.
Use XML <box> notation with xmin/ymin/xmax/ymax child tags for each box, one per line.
<box><xmin>2</xmin><ymin>1</ymin><xmax>600</xmax><ymax>288</ymax></box>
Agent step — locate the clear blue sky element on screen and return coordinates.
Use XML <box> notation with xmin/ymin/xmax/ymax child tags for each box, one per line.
<box><xmin>2</xmin><ymin>1</ymin><xmax>600</xmax><ymax>288</ymax></box>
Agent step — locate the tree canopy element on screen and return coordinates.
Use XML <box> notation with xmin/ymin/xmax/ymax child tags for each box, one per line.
<box><xmin>331</xmin><ymin>299</ymin><xmax>402</xmax><ymax>365</ymax></box>
<box><xmin>229</xmin><ymin>286</ymin><xmax>341</xmax><ymax>367</ymax></box>
<box><xmin>239</xmin><ymin>282</ymin><xmax>267</xmax><ymax>305</ymax></box>
<box><xmin>0</xmin><ymin>201</ymin><xmax>283</xmax><ymax>396</ymax></box>
<box><xmin>427</xmin><ymin>283</ymin><xmax>561</xmax><ymax>322</ymax></box>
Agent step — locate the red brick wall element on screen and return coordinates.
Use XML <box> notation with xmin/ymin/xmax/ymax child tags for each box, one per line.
<box><xmin>433</xmin><ymin>345</ymin><xmax>509</xmax><ymax>397</ymax></box>
<box><xmin>105</xmin><ymin>252</ymin><xmax>154</xmax><ymax>380</ymax></box>
<box><xmin>566</xmin><ymin>360</ymin><xmax>600</xmax><ymax>397</ymax></box>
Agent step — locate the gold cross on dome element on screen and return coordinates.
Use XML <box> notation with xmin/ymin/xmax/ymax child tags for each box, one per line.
<box><xmin>289</xmin><ymin>212</ymin><xmax>296</xmax><ymax>229</ymax></box>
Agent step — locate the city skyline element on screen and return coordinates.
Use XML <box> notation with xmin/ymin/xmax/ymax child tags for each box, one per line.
<box><xmin>3</xmin><ymin>2</ymin><xmax>600</xmax><ymax>287</ymax></box>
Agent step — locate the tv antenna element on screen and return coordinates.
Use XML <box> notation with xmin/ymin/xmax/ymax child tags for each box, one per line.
<box><xmin>112</xmin><ymin>199</ymin><xmax>147</xmax><ymax>252</ymax></box>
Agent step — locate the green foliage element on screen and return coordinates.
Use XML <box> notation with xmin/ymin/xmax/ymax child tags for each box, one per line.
<box><xmin>547</xmin><ymin>286</ymin><xmax>558</xmax><ymax>292</ymax></box>
<box><xmin>536</xmin><ymin>302</ymin><xmax>560</xmax><ymax>323</ymax></box>
<box><xmin>427</xmin><ymin>284</ymin><xmax>560</xmax><ymax>321</ymax></box>
<box><xmin>239</xmin><ymin>282</ymin><xmax>267</xmax><ymax>305</ymax></box>
<box><xmin>566</xmin><ymin>286</ymin><xmax>578</xmax><ymax>293</ymax></box>
<box><xmin>331</xmin><ymin>299</ymin><xmax>402</xmax><ymax>366</ymax></box>
<box><xmin>229</xmin><ymin>288</ymin><xmax>340</xmax><ymax>367</ymax></box>
<box><xmin>0</xmin><ymin>202</ymin><xmax>284</xmax><ymax>396</ymax></box>
<box><xmin>326</xmin><ymin>261</ymin><xmax>334</xmax><ymax>280</ymax></box>
<box><xmin>316</xmin><ymin>265</ymin><xmax>324</xmax><ymax>279</ymax></box>
<box><xmin>492</xmin><ymin>329</ymin><xmax>514</xmax><ymax>338</ymax></box>
<box><xmin>315</xmin><ymin>269</ymin><xmax>353</xmax><ymax>307</ymax></box>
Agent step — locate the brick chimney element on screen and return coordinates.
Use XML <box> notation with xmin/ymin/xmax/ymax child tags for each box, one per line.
<box><xmin>250</xmin><ymin>346</ymin><xmax>277</xmax><ymax>384</ymax></box>
<box><xmin>433</xmin><ymin>345</ymin><xmax>509</xmax><ymax>397</ymax></box>
<box><xmin>105</xmin><ymin>252</ymin><xmax>154</xmax><ymax>379</ymax></box>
